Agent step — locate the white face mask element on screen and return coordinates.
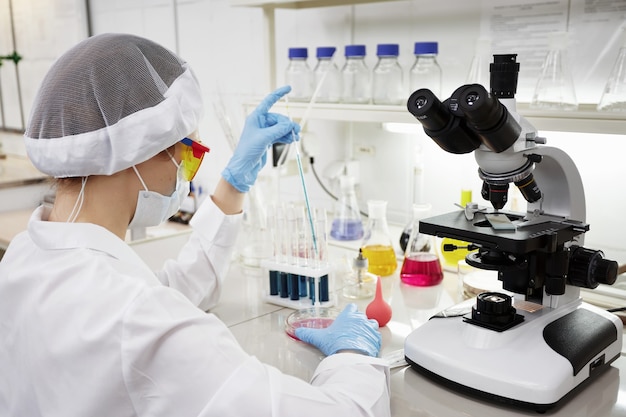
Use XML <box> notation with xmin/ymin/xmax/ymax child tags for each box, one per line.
<box><xmin>128</xmin><ymin>156</ymin><xmax>190</xmax><ymax>229</ymax></box>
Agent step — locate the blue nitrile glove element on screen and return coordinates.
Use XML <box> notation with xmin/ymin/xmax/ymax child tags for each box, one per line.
<box><xmin>222</xmin><ymin>85</ymin><xmax>301</xmax><ymax>192</ymax></box>
<box><xmin>295</xmin><ymin>303</ymin><xmax>382</xmax><ymax>357</ymax></box>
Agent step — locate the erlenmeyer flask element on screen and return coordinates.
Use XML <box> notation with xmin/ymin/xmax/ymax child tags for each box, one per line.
<box><xmin>361</xmin><ymin>200</ymin><xmax>397</xmax><ymax>277</ymax></box>
<box><xmin>531</xmin><ymin>32</ymin><xmax>578</xmax><ymax>111</ymax></box>
<box><xmin>598</xmin><ymin>27</ymin><xmax>626</xmax><ymax>112</ymax></box>
<box><xmin>400</xmin><ymin>204</ymin><xmax>442</xmax><ymax>287</ymax></box>
<box><xmin>465</xmin><ymin>37</ymin><xmax>491</xmax><ymax>88</ymax></box>
<box><xmin>330</xmin><ymin>175</ymin><xmax>363</xmax><ymax>241</ymax></box>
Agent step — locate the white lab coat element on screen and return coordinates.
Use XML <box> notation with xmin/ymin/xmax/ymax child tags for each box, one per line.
<box><xmin>0</xmin><ymin>199</ymin><xmax>390</xmax><ymax>417</ymax></box>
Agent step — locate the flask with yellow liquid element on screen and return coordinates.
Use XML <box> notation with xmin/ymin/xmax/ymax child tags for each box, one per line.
<box><xmin>361</xmin><ymin>200</ymin><xmax>397</xmax><ymax>276</ymax></box>
<box><xmin>440</xmin><ymin>190</ymin><xmax>476</xmax><ymax>270</ymax></box>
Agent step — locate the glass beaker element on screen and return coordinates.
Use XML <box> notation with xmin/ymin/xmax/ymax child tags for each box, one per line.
<box><xmin>598</xmin><ymin>27</ymin><xmax>626</xmax><ymax>112</ymax></box>
<box><xmin>343</xmin><ymin>248</ymin><xmax>376</xmax><ymax>299</ymax></box>
<box><xmin>330</xmin><ymin>175</ymin><xmax>363</xmax><ymax>241</ymax></box>
<box><xmin>531</xmin><ymin>32</ymin><xmax>578</xmax><ymax>111</ymax></box>
<box><xmin>361</xmin><ymin>200</ymin><xmax>397</xmax><ymax>277</ymax></box>
<box><xmin>400</xmin><ymin>204</ymin><xmax>442</xmax><ymax>286</ymax></box>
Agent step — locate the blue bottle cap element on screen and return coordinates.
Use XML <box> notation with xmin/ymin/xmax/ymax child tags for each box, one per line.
<box><xmin>288</xmin><ymin>47</ymin><xmax>308</xmax><ymax>59</ymax></box>
<box><xmin>377</xmin><ymin>43</ymin><xmax>399</xmax><ymax>57</ymax></box>
<box><xmin>345</xmin><ymin>44</ymin><xmax>366</xmax><ymax>57</ymax></box>
<box><xmin>316</xmin><ymin>46</ymin><xmax>336</xmax><ymax>58</ymax></box>
<box><xmin>414</xmin><ymin>42</ymin><xmax>438</xmax><ymax>55</ymax></box>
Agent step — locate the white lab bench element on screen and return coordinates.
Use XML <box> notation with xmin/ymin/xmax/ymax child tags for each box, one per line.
<box><xmin>214</xmin><ymin>255</ymin><xmax>626</xmax><ymax>417</ymax></box>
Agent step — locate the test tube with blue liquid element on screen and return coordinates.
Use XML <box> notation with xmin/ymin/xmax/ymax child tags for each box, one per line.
<box><xmin>262</xmin><ymin>203</ymin><xmax>334</xmax><ymax>308</ymax></box>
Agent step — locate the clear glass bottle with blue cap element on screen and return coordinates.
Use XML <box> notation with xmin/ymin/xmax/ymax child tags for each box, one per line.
<box><xmin>340</xmin><ymin>44</ymin><xmax>371</xmax><ymax>104</ymax></box>
<box><xmin>314</xmin><ymin>46</ymin><xmax>341</xmax><ymax>103</ymax></box>
<box><xmin>409</xmin><ymin>42</ymin><xmax>442</xmax><ymax>98</ymax></box>
<box><xmin>286</xmin><ymin>47</ymin><xmax>313</xmax><ymax>102</ymax></box>
<box><xmin>372</xmin><ymin>43</ymin><xmax>404</xmax><ymax>105</ymax></box>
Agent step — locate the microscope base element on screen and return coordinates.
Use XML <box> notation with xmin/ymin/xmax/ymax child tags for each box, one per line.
<box><xmin>404</xmin><ymin>297</ymin><xmax>622</xmax><ymax>412</ymax></box>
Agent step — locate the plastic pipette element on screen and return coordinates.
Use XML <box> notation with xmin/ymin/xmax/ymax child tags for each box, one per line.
<box><xmin>285</xmin><ymin>94</ymin><xmax>318</xmax><ymax>255</ymax></box>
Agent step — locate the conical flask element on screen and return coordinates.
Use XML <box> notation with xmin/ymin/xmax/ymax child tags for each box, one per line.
<box><xmin>400</xmin><ymin>204</ymin><xmax>442</xmax><ymax>287</ymax></box>
<box><xmin>465</xmin><ymin>37</ymin><xmax>491</xmax><ymax>88</ymax></box>
<box><xmin>598</xmin><ymin>27</ymin><xmax>626</xmax><ymax>112</ymax></box>
<box><xmin>361</xmin><ymin>200</ymin><xmax>397</xmax><ymax>277</ymax></box>
<box><xmin>330</xmin><ymin>175</ymin><xmax>363</xmax><ymax>241</ymax></box>
<box><xmin>531</xmin><ymin>32</ymin><xmax>578</xmax><ymax>111</ymax></box>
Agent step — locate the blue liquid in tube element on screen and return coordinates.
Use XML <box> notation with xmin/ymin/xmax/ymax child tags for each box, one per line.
<box><xmin>330</xmin><ymin>218</ymin><xmax>364</xmax><ymax>241</ymax></box>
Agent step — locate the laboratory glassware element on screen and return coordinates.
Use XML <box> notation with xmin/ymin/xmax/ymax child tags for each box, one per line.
<box><xmin>361</xmin><ymin>200</ymin><xmax>397</xmax><ymax>277</ymax></box>
<box><xmin>400</xmin><ymin>204</ymin><xmax>443</xmax><ymax>287</ymax></box>
<box><xmin>285</xmin><ymin>307</ymin><xmax>340</xmax><ymax>340</ymax></box>
<box><xmin>598</xmin><ymin>28</ymin><xmax>626</xmax><ymax>112</ymax></box>
<box><xmin>531</xmin><ymin>32</ymin><xmax>578</xmax><ymax>111</ymax></box>
<box><xmin>399</xmin><ymin>203</ymin><xmax>431</xmax><ymax>254</ymax></box>
<box><xmin>314</xmin><ymin>46</ymin><xmax>341</xmax><ymax>103</ymax></box>
<box><xmin>285</xmin><ymin>47</ymin><xmax>312</xmax><ymax>102</ymax></box>
<box><xmin>342</xmin><ymin>248</ymin><xmax>376</xmax><ymax>299</ymax></box>
<box><xmin>465</xmin><ymin>37</ymin><xmax>491</xmax><ymax>87</ymax></box>
<box><xmin>330</xmin><ymin>175</ymin><xmax>363</xmax><ymax>241</ymax></box>
<box><xmin>372</xmin><ymin>43</ymin><xmax>404</xmax><ymax>105</ymax></box>
<box><xmin>409</xmin><ymin>42</ymin><xmax>442</xmax><ymax>97</ymax></box>
<box><xmin>340</xmin><ymin>44</ymin><xmax>371</xmax><ymax>104</ymax></box>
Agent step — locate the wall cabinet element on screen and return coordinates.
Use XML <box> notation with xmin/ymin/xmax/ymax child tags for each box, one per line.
<box><xmin>232</xmin><ymin>0</ymin><xmax>626</xmax><ymax>135</ymax></box>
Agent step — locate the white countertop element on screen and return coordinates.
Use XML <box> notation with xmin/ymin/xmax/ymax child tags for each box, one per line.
<box><xmin>0</xmin><ymin>155</ymin><xmax>48</xmax><ymax>189</ymax></box>
<box><xmin>214</xmin><ymin>256</ymin><xmax>626</xmax><ymax>417</ymax></box>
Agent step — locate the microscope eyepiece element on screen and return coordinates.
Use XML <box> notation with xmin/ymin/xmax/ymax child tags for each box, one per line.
<box><xmin>458</xmin><ymin>84</ymin><xmax>521</xmax><ymax>153</ymax></box>
<box><xmin>407</xmin><ymin>88</ymin><xmax>451</xmax><ymax>131</ymax></box>
<box><xmin>407</xmin><ymin>88</ymin><xmax>481</xmax><ymax>154</ymax></box>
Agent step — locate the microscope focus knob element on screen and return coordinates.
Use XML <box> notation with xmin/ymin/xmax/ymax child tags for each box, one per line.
<box><xmin>472</xmin><ymin>292</ymin><xmax>516</xmax><ymax>326</ymax></box>
<box><xmin>568</xmin><ymin>246</ymin><xmax>619</xmax><ymax>288</ymax></box>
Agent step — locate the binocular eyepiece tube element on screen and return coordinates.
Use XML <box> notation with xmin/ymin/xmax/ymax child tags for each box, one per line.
<box><xmin>406</xmin><ymin>54</ymin><xmax>543</xmax><ymax>210</ymax></box>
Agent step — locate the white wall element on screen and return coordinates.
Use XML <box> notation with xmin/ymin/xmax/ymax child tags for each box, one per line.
<box><xmin>1</xmin><ymin>0</ymin><xmax>625</xmax><ymax>264</ymax></box>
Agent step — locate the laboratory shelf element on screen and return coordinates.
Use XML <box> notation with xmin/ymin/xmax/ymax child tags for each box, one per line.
<box><xmin>250</xmin><ymin>101</ymin><xmax>626</xmax><ymax>135</ymax></box>
<box><xmin>231</xmin><ymin>0</ymin><xmax>398</xmax><ymax>8</ymax></box>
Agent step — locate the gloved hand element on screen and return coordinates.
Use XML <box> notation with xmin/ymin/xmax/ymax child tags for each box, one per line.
<box><xmin>295</xmin><ymin>303</ymin><xmax>382</xmax><ymax>357</ymax></box>
<box><xmin>222</xmin><ymin>85</ymin><xmax>300</xmax><ymax>192</ymax></box>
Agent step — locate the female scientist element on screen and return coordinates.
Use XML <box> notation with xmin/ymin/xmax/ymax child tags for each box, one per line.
<box><xmin>0</xmin><ymin>33</ymin><xmax>389</xmax><ymax>416</ymax></box>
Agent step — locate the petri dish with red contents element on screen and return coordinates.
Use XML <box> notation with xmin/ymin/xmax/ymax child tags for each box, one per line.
<box><xmin>285</xmin><ymin>307</ymin><xmax>340</xmax><ymax>341</ymax></box>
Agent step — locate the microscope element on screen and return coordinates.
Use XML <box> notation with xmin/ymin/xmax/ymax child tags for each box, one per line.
<box><xmin>403</xmin><ymin>54</ymin><xmax>622</xmax><ymax>412</ymax></box>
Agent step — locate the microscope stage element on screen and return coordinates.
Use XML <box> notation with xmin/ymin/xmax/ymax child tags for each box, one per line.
<box><xmin>419</xmin><ymin>210</ymin><xmax>587</xmax><ymax>254</ymax></box>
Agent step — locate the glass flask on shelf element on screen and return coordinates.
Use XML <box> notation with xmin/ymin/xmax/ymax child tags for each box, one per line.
<box><xmin>361</xmin><ymin>200</ymin><xmax>397</xmax><ymax>277</ymax></box>
<box><xmin>341</xmin><ymin>44</ymin><xmax>371</xmax><ymax>104</ymax></box>
<box><xmin>465</xmin><ymin>37</ymin><xmax>491</xmax><ymax>88</ymax></box>
<box><xmin>400</xmin><ymin>204</ymin><xmax>442</xmax><ymax>287</ymax></box>
<box><xmin>343</xmin><ymin>248</ymin><xmax>376</xmax><ymax>299</ymax></box>
<box><xmin>409</xmin><ymin>42</ymin><xmax>441</xmax><ymax>97</ymax></box>
<box><xmin>330</xmin><ymin>175</ymin><xmax>364</xmax><ymax>241</ymax></box>
<box><xmin>285</xmin><ymin>47</ymin><xmax>312</xmax><ymax>102</ymax></box>
<box><xmin>372</xmin><ymin>43</ymin><xmax>404</xmax><ymax>104</ymax></box>
<box><xmin>531</xmin><ymin>32</ymin><xmax>578</xmax><ymax>111</ymax></box>
<box><xmin>598</xmin><ymin>27</ymin><xmax>626</xmax><ymax>112</ymax></box>
<box><xmin>314</xmin><ymin>46</ymin><xmax>341</xmax><ymax>103</ymax></box>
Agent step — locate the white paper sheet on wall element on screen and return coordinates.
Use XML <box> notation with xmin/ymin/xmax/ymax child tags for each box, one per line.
<box><xmin>479</xmin><ymin>0</ymin><xmax>626</xmax><ymax>103</ymax></box>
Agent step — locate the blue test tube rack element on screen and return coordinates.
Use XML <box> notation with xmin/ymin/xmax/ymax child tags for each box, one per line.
<box><xmin>262</xmin><ymin>259</ymin><xmax>336</xmax><ymax>309</ymax></box>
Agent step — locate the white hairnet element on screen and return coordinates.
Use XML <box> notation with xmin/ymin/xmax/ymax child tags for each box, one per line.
<box><xmin>24</xmin><ymin>33</ymin><xmax>203</xmax><ymax>177</ymax></box>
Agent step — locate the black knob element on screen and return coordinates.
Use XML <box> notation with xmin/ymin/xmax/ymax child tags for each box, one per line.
<box><xmin>568</xmin><ymin>246</ymin><xmax>619</xmax><ymax>288</ymax></box>
<box><xmin>472</xmin><ymin>292</ymin><xmax>517</xmax><ymax>326</ymax></box>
